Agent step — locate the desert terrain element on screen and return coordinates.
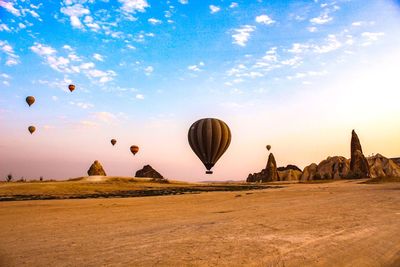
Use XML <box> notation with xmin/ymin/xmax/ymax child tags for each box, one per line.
<box><xmin>0</xmin><ymin>179</ymin><xmax>399</xmax><ymax>267</ymax></box>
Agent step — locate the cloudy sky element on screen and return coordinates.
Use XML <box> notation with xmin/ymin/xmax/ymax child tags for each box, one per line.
<box><xmin>1</xmin><ymin>0</ymin><xmax>400</xmax><ymax>181</ymax></box>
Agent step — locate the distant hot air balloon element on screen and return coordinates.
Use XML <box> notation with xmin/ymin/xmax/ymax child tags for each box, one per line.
<box><xmin>111</xmin><ymin>139</ymin><xmax>117</xmax><ymax>146</ymax></box>
<box><xmin>130</xmin><ymin>145</ymin><xmax>139</xmax><ymax>155</ymax></box>
<box><xmin>28</xmin><ymin>126</ymin><xmax>36</xmax><ymax>134</ymax></box>
<box><xmin>266</xmin><ymin>145</ymin><xmax>271</xmax><ymax>151</ymax></box>
<box><xmin>26</xmin><ymin>96</ymin><xmax>35</xmax><ymax>107</ymax></box>
<box><xmin>68</xmin><ymin>84</ymin><xmax>75</xmax><ymax>92</ymax></box>
<box><xmin>188</xmin><ymin>118</ymin><xmax>231</xmax><ymax>174</ymax></box>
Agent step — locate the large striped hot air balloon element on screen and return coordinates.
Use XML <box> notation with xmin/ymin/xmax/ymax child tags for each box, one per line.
<box><xmin>188</xmin><ymin>118</ymin><xmax>231</xmax><ymax>174</ymax></box>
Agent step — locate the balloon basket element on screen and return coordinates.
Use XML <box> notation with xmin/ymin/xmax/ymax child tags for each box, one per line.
<box><xmin>206</xmin><ymin>171</ymin><xmax>213</xmax><ymax>174</ymax></box>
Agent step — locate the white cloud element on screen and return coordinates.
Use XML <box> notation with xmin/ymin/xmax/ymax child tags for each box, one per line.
<box><xmin>69</xmin><ymin>101</ymin><xmax>94</xmax><ymax>109</ymax></box>
<box><xmin>60</xmin><ymin>4</ymin><xmax>90</xmax><ymax>29</ymax></box>
<box><xmin>87</xmin><ymin>69</ymin><xmax>116</xmax><ymax>83</ymax></box>
<box><xmin>188</xmin><ymin>62</ymin><xmax>205</xmax><ymax>72</ymax></box>
<box><xmin>0</xmin><ymin>40</ymin><xmax>20</xmax><ymax>66</ymax></box>
<box><xmin>232</xmin><ymin>25</ymin><xmax>256</xmax><ymax>47</ymax></box>
<box><xmin>148</xmin><ymin>18</ymin><xmax>162</xmax><ymax>25</ymax></box>
<box><xmin>144</xmin><ymin>66</ymin><xmax>153</xmax><ymax>75</ymax></box>
<box><xmin>230</xmin><ymin>2</ymin><xmax>238</xmax><ymax>8</ymax></box>
<box><xmin>313</xmin><ymin>34</ymin><xmax>341</xmax><ymax>53</ymax></box>
<box><xmin>255</xmin><ymin>14</ymin><xmax>275</xmax><ymax>25</ymax></box>
<box><xmin>119</xmin><ymin>0</ymin><xmax>149</xmax><ymax>13</ymax></box>
<box><xmin>179</xmin><ymin>0</ymin><xmax>188</xmax><ymax>4</ymax></box>
<box><xmin>136</xmin><ymin>94</ymin><xmax>144</xmax><ymax>99</ymax></box>
<box><xmin>0</xmin><ymin>1</ymin><xmax>21</xmax><ymax>16</ymax></box>
<box><xmin>63</xmin><ymin>45</ymin><xmax>73</xmax><ymax>51</ymax></box>
<box><xmin>18</xmin><ymin>23</ymin><xmax>26</xmax><ymax>29</ymax></box>
<box><xmin>307</xmin><ymin>26</ymin><xmax>317</xmax><ymax>32</ymax></box>
<box><xmin>310</xmin><ymin>13</ymin><xmax>332</xmax><ymax>24</ymax></box>
<box><xmin>93</xmin><ymin>53</ymin><xmax>104</xmax><ymax>61</ymax></box>
<box><xmin>209</xmin><ymin>5</ymin><xmax>221</xmax><ymax>14</ymax></box>
<box><xmin>52</xmin><ymin>96</ymin><xmax>59</xmax><ymax>101</ymax></box>
<box><xmin>80</xmin><ymin>62</ymin><xmax>95</xmax><ymax>69</ymax></box>
<box><xmin>352</xmin><ymin>21</ymin><xmax>363</xmax><ymax>27</ymax></box>
<box><xmin>0</xmin><ymin>24</ymin><xmax>11</xmax><ymax>32</ymax></box>
<box><xmin>30</xmin><ymin>42</ymin><xmax>57</xmax><ymax>56</ymax></box>
<box><xmin>361</xmin><ymin>32</ymin><xmax>384</xmax><ymax>42</ymax></box>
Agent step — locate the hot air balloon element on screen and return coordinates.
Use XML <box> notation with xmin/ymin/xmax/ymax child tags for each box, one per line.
<box><xmin>111</xmin><ymin>139</ymin><xmax>117</xmax><ymax>146</ymax></box>
<box><xmin>28</xmin><ymin>126</ymin><xmax>36</xmax><ymax>134</ymax></box>
<box><xmin>266</xmin><ymin>145</ymin><xmax>271</xmax><ymax>151</ymax></box>
<box><xmin>26</xmin><ymin>96</ymin><xmax>35</xmax><ymax>107</ymax></box>
<box><xmin>68</xmin><ymin>84</ymin><xmax>75</xmax><ymax>92</ymax></box>
<box><xmin>188</xmin><ymin>118</ymin><xmax>231</xmax><ymax>174</ymax></box>
<box><xmin>130</xmin><ymin>145</ymin><xmax>139</xmax><ymax>155</ymax></box>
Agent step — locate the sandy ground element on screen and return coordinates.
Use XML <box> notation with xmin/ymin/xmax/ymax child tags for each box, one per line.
<box><xmin>0</xmin><ymin>180</ymin><xmax>399</xmax><ymax>267</ymax></box>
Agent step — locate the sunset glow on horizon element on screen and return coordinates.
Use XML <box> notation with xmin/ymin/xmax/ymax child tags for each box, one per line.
<box><xmin>1</xmin><ymin>0</ymin><xmax>400</xmax><ymax>181</ymax></box>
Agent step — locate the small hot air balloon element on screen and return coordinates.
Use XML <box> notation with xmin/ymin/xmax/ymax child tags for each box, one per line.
<box><xmin>26</xmin><ymin>96</ymin><xmax>35</xmax><ymax>107</ymax></box>
<box><xmin>266</xmin><ymin>145</ymin><xmax>271</xmax><ymax>151</ymax></box>
<box><xmin>130</xmin><ymin>145</ymin><xmax>139</xmax><ymax>155</ymax></box>
<box><xmin>28</xmin><ymin>126</ymin><xmax>36</xmax><ymax>134</ymax></box>
<box><xmin>111</xmin><ymin>139</ymin><xmax>117</xmax><ymax>146</ymax></box>
<box><xmin>188</xmin><ymin>118</ymin><xmax>231</xmax><ymax>174</ymax></box>
<box><xmin>68</xmin><ymin>84</ymin><xmax>75</xmax><ymax>92</ymax></box>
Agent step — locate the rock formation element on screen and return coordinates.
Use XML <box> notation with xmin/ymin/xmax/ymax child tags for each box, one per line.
<box><xmin>368</xmin><ymin>154</ymin><xmax>400</xmax><ymax>178</ymax></box>
<box><xmin>278</xmin><ymin>169</ymin><xmax>302</xmax><ymax>181</ymax></box>
<box><xmin>277</xmin><ymin>165</ymin><xmax>302</xmax><ymax>172</ymax></box>
<box><xmin>300</xmin><ymin>163</ymin><xmax>318</xmax><ymax>181</ymax></box>
<box><xmin>262</xmin><ymin>153</ymin><xmax>279</xmax><ymax>182</ymax></box>
<box><xmin>135</xmin><ymin>165</ymin><xmax>164</xmax><ymax>179</ymax></box>
<box><xmin>349</xmin><ymin>130</ymin><xmax>370</xmax><ymax>178</ymax></box>
<box><xmin>87</xmin><ymin>160</ymin><xmax>106</xmax><ymax>176</ymax></box>
<box><xmin>246</xmin><ymin>153</ymin><xmax>280</xmax><ymax>182</ymax></box>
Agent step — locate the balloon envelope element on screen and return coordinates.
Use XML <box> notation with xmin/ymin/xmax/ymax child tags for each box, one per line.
<box><xmin>68</xmin><ymin>84</ymin><xmax>75</xmax><ymax>92</ymax></box>
<box><xmin>266</xmin><ymin>145</ymin><xmax>271</xmax><ymax>151</ymax></box>
<box><xmin>188</xmin><ymin>118</ymin><xmax>231</xmax><ymax>174</ymax></box>
<box><xmin>26</xmin><ymin>96</ymin><xmax>35</xmax><ymax>107</ymax></box>
<box><xmin>111</xmin><ymin>139</ymin><xmax>117</xmax><ymax>146</ymax></box>
<box><xmin>130</xmin><ymin>145</ymin><xmax>139</xmax><ymax>155</ymax></box>
<box><xmin>28</xmin><ymin>126</ymin><xmax>36</xmax><ymax>134</ymax></box>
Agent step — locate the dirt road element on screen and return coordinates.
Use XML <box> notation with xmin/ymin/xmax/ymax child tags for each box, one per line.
<box><xmin>0</xmin><ymin>180</ymin><xmax>399</xmax><ymax>266</ymax></box>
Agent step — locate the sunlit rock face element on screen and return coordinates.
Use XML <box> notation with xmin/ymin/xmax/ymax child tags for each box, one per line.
<box><xmin>349</xmin><ymin>130</ymin><xmax>370</xmax><ymax>178</ymax></box>
<box><xmin>87</xmin><ymin>160</ymin><xmax>107</xmax><ymax>176</ymax></box>
<box><xmin>135</xmin><ymin>165</ymin><xmax>164</xmax><ymax>179</ymax></box>
<box><xmin>368</xmin><ymin>154</ymin><xmax>400</xmax><ymax>178</ymax></box>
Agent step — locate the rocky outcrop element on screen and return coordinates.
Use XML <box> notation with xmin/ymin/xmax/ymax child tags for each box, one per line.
<box><xmin>349</xmin><ymin>130</ymin><xmax>370</xmax><ymax>178</ymax></box>
<box><xmin>87</xmin><ymin>160</ymin><xmax>106</xmax><ymax>176</ymax></box>
<box><xmin>300</xmin><ymin>163</ymin><xmax>318</xmax><ymax>181</ymax></box>
<box><xmin>368</xmin><ymin>154</ymin><xmax>400</xmax><ymax>178</ymax></box>
<box><xmin>278</xmin><ymin>169</ymin><xmax>302</xmax><ymax>181</ymax></box>
<box><xmin>300</xmin><ymin>156</ymin><xmax>350</xmax><ymax>181</ymax></box>
<box><xmin>262</xmin><ymin>153</ymin><xmax>279</xmax><ymax>182</ymax></box>
<box><xmin>247</xmin><ymin>153</ymin><xmax>282</xmax><ymax>183</ymax></box>
<box><xmin>277</xmin><ymin>165</ymin><xmax>302</xmax><ymax>172</ymax></box>
<box><xmin>135</xmin><ymin>165</ymin><xmax>163</xmax><ymax>179</ymax></box>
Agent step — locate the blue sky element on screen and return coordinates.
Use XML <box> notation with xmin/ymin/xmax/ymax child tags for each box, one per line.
<box><xmin>1</xmin><ymin>0</ymin><xmax>400</xmax><ymax>180</ymax></box>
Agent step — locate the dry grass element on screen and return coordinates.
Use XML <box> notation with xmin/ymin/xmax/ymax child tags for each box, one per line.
<box><xmin>0</xmin><ymin>176</ymin><xmax>274</xmax><ymax>201</ymax></box>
